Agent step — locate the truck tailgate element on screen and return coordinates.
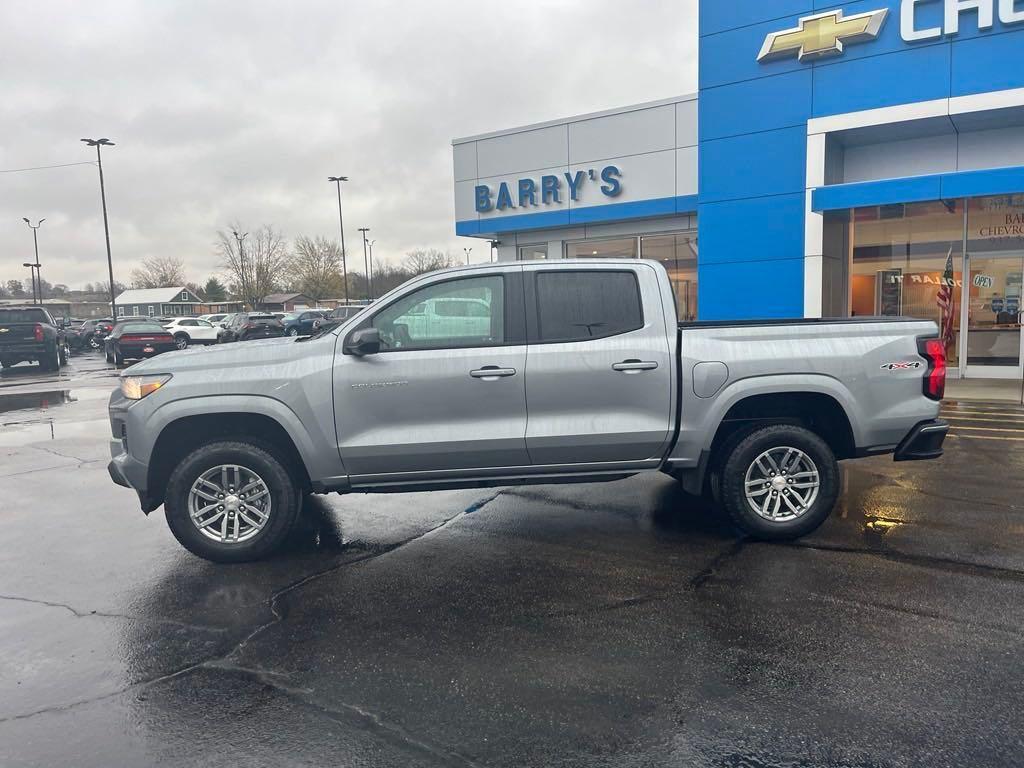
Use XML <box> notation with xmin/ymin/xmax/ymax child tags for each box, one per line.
<box><xmin>0</xmin><ymin>323</ymin><xmax>41</xmax><ymax>345</ymax></box>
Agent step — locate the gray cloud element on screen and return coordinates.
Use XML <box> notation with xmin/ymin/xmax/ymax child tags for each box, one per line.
<box><xmin>0</xmin><ymin>0</ymin><xmax>697</xmax><ymax>289</ymax></box>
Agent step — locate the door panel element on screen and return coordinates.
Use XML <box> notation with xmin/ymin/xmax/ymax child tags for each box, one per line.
<box><xmin>524</xmin><ymin>265</ymin><xmax>674</xmax><ymax>465</ymax></box>
<box><xmin>334</xmin><ymin>268</ymin><xmax>529</xmax><ymax>479</ymax></box>
<box><xmin>336</xmin><ymin>346</ymin><xmax>529</xmax><ymax>476</ymax></box>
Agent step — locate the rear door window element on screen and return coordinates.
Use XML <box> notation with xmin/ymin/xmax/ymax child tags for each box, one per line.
<box><xmin>534</xmin><ymin>271</ymin><xmax>643</xmax><ymax>343</ymax></box>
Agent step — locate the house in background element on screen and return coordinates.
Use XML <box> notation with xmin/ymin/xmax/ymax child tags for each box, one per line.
<box><xmin>256</xmin><ymin>293</ymin><xmax>315</xmax><ymax>312</ymax></box>
<box><xmin>114</xmin><ymin>287</ymin><xmax>205</xmax><ymax>318</ymax></box>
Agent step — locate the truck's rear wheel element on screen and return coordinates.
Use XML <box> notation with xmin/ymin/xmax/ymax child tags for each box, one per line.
<box><xmin>39</xmin><ymin>344</ymin><xmax>60</xmax><ymax>372</ymax></box>
<box><xmin>164</xmin><ymin>440</ymin><xmax>299</xmax><ymax>562</ymax></box>
<box><xmin>719</xmin><ymin>424</ymin><xmax>838</xmax><ymax>541</ymax></box>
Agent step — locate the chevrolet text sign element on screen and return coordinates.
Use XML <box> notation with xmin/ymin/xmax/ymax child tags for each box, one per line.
<box><xmin>759</xmin><ymin>0</ymin><xmax>1024</xmax><ymax>62</ymax></box>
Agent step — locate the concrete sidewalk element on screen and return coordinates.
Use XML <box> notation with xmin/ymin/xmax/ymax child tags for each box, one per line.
<box><xmin>946</xmin><ymin>377</ymin><xmax>1024</xmax><ymax>403</ymax></box>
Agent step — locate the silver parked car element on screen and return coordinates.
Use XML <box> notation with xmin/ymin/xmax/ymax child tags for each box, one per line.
<box><xmin>108</xmin><ymin>260</ymin><xmax>948</xmax><ymax>562</ymax></box>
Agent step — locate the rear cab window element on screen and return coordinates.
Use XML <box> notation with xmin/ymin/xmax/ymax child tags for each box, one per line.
<box><xmin>534</xmin><ymin>271</ymin><xmax>643</xmax><ymax>343</ymax></box>
<box><xmin>0</xmin><ymin>309</ymin><xmax>50</xmax><ymax>324</ymax></box>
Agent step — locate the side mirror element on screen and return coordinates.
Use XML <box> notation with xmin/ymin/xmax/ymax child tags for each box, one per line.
<box><xmin>344</xmin><ymin>327</ymin><xmax>381</xmax><ymax>356</ymax></box>
<box><xmin>57</xmin><ymin>318</ymin><xmax>67</xmax><ymax>329</ymax></box>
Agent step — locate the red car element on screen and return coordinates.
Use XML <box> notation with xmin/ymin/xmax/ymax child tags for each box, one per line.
<box><xmin>104</xmin><ymin>321</ymin><xmax>177</xmax><ymax>366</ymax></box>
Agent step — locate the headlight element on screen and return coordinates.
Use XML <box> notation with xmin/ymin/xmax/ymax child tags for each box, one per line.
<box><xmin>121</xmin><ymin>374</ymin><xmax>172</xmax><ymax>400</ymax></box>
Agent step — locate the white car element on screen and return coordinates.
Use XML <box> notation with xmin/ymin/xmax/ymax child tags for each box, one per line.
<box><xmin>161</xmin><ymin>318</ymin><xmax>221</xmax><ymax>349</ymax></box>
<box><xmin>198</xmin><ymin>313</ymin><xmax>229</xmax><ymax>325</ymax></box>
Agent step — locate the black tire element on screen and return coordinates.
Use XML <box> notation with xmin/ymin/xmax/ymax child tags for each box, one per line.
<box><xmin>164</xmin><ymin>440</ymin><xmax>299</xmax><ymax>563</ymax></box>
<box><xmin>59</xmin><ymin>343</ymin><xmax>69</xmax><ymax>366</ymax></box>
<box><xmin>174</xmin><ymin>333</ymin><xmax>189</xmax><ymax>350</ymax></box>
<box><xmin>719</xmin><ymin>424</ymin><xmax>839</xmax><ymax>541</ymax></box>
<box><xmin>39</xmin><ymin>344</ymin><xmax>60</xmax><ymax>372</ymax></box>
<box><xmin>113</xmin><ymin>348</ymin><xmax>123</xmax><ymax>367</ymax></box>
<box><xmin>287</xmin><ymin>327</ymin><xmax>299</xmax><ymax>337</ymax></box>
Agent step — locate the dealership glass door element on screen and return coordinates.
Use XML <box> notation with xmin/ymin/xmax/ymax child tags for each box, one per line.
<box><xmin>964</xmin><ymin>195</ymin><xmax>1024</xmax><ymax>379</ymax></box>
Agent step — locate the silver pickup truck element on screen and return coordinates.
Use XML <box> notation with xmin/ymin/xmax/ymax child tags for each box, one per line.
<box><xmin>108</xmin><ymin>260</ymin><xmax>948</xmax><ymax>562</ymax></box>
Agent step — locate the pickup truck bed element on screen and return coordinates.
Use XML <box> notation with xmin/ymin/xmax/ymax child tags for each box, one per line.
<box><xmin>108</xmin><ymin>259</ymin><xmax>947</xmax><ymax>562</ymax></box>
<box><xmin>0</xmin><ymin>307</ymin><xmax>67</xmax><ymax>371</ymax></box>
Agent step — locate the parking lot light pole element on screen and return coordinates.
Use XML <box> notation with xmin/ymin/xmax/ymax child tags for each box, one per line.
<box><xmin>232</xmin><ymin>230</ymin><xmax>248</xmax><ymax>308</ymax></box>
<box><xmin>358</xmin><ymin>227</ymin><xmax>371</xmax><ymax>300</ymax></box>
<box><xmin>22</xmin><ymin>217</ymin><xmax>44</xmax><ymax>304</ymax></box>
<box><xmin>22</xmin><ymin>263</ymin><xmax>38</xmax><ymax>305</ymax></box>
<box><xmin>464</xmin><ymin>247</ymin><xmax>472</xmax><ymax>265</ymax></box>
<box><xmin>489</xmin><ymin>240</ymin><xmax>500</xmax><ymax>263</ymax></box>
<box><xmin>367</xmin><ymin>239</ymin><xmax>376</xmax><ymax>298</ymax></box>
<box><xmin>328</xmin><ymin>176</ymin><xmax>350</xmax><ymax>304</ymax></box>
<box><xmin>81</xmin><ymin>138</ymin><xmax>117</xmax><ymax>318</ymax></box>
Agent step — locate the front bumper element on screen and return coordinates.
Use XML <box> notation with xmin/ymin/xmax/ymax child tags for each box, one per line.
<box><xmin>108</xmin><ymin>438</ymin><xmax>161</xmax><ymax>514</ymax></box>
<box><xmin>894</xmin><ymin>419</ymin><xmax>948</xmax><ymax>462</ymax></box>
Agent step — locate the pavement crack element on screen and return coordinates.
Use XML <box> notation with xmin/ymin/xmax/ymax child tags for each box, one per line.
<box><xmin>202</xmin><ymin>662</ymin><xmax>488</xmax><ymax>768</ymax></box>
<box><xmin>786</xmin><ymin>541</ymin><xmax>1024</xmax><ymax>583</ymax></box>
<box><xmin>32</xmin><ymin>444</ymin><xmax>96</xmax><ymax>465</ymax></box>
<box><xmin>690</xmin><ymin>539</ymin><xmax>747</xmax><ymax>589</ymax></box>
<box><xmin>0</xmin><ymin>592</ymin><xmax>227</xmax><ymax>633</ymax></box>
<box><xmin>225</xmin><ymin>489</ymin><xmax>507</xmax><ymax>662</ymax></box>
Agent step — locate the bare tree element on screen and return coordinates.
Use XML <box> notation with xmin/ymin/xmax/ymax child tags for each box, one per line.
<box><xmin>216</xmin><ymin>224</ymin><xmax>289</xmax><ymax>308</ymax></box>
<box><xmin>404</xmin><ymin>249</ymin><xmax>457</xmax><ymax>275</ymax></box>
<box><xmin>130</xmin><ymin>255</ymin><xmax>187</xmax><ymax>289</ymax></box>
<box><xmin>289</xmin><ymin>236</ymin><xmax>343</xmax><ymax>301</ymax></box>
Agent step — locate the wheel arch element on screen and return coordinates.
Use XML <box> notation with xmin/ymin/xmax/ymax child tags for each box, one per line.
<box><xmin>146</xmin><ymin>411</ymin><xmax>313</xmax><ymax>509</ymax></box>
<box><xmin>707</xmin><ymin>387</ymin><xmax>857</xmax><ymax>469</ymax></box>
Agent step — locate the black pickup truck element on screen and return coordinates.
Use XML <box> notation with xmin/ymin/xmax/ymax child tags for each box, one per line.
<box><xmin>0</xmin><ymin>307</ymin><xmax>69</xmax><ymax>371</ymax></box>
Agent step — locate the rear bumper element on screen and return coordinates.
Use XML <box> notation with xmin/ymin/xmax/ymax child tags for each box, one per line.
<box><xmin>894</xmin><ymin>419</ymin><xmax>948</xmax><ymax>462</ymax></box>
<box><xmin>117</xmin><ymin>343</ymin><xmax>176</xmax><ymax>359</ymax></box>
<box><xmin>0</xmin><ymin>343</ymin><xmax>47</xmax><ymax>359</ymax></box>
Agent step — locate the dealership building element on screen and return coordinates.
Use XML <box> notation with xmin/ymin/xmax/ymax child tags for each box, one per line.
<box><xmin>453</xmin><ymin>0</ymin><xmax>1024</xmax><ymax>379</ymax></box>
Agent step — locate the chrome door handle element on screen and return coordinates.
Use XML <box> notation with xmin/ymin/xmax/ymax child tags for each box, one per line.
<box><xmin>470</xmin><ymin>366</ymin><xmax>517</xmax><ymax>380</ymax></box>
<box><xmin>612</xmin><ymin>359</ymin><xmax>659</xmax><ymax>373</ymax></box>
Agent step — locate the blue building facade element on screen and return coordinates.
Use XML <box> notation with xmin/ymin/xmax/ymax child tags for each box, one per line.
<box><xmin>454</xmin><ymin>0</ymin><xmax>1024</xmax><ymax>378</ymax></box>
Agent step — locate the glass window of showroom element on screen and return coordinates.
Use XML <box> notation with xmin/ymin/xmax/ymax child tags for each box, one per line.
<box><xmin>850</xmin><ymin>195</ymin><xmax>1024</xmax><ymax>376</ymax></box>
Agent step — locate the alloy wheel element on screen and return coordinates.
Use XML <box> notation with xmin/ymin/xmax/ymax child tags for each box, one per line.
<box><xmin>743</xmin><ymin>446</ymin><xmax>820</xmax><ymax>522</ymax></box>
<box><xmin>188</xmin><ymin>464</ymin><xmax>272</xmax><ymax>544</ymax></box>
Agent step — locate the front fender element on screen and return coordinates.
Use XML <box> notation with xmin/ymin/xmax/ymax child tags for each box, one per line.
<box><xmin>132</xmin><ymin>394</ymin><xmax>342</xmax><ymax>484</ymax></box>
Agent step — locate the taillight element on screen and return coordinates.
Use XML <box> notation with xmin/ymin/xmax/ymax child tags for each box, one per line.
<box><xmin>919</xmin><ymin>338</ymin><xmax>946</xmax><ymax>401</ymax></box>
<box><xmin>34</xmin><ymin>324</ymin><xmax>43</xmax><ymax>342</ymax></box>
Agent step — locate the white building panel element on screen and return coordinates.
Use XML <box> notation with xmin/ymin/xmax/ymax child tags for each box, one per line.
<box><xmin>475</xmin><ymin>124</ymin><xmax>568</xmax><ymax>178</ymax></box>
<box><xmin>568</xmin><ymin>104</ymin><xmax>676</xmax><ymax>164</ymax></box>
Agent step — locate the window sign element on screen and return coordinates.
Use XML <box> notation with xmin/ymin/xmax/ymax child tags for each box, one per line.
<box><xmin>974</xmin><ymin>274</ymin><xmax>995</xmax><ymax>289</ymax></box>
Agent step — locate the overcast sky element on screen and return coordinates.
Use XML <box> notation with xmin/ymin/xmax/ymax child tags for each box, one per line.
<box><xmin>0</xmin><ymin>0</ymin><xmax>697</xmax><ymax>290</ymax></box>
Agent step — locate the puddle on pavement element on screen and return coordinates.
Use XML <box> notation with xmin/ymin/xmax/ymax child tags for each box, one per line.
<box><xmin>0</xmin><ymin>388</ymin><xmax>112</xmax><ymax>446</ymax></box>
<box><xmin>0</xmin><ymin>387</ymin><xmax>109</xmax><ymax>417</ymax></box>
<box><xmin>0</xmin><ymin>417</ymin><xmax>110</xmax><ymax>446</ymax></box>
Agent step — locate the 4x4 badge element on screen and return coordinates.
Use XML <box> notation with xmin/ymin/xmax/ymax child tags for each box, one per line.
<box><xmin>881</xmin><ymin>361</ymin><xmax>923</xmax><ymax>371</ymax></box>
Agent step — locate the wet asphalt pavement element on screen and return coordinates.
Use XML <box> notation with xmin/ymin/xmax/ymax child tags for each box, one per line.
<box><xmin>1</xmin><ymin>352</ymin><xmax>1023</xmax><ymax>767</ymax></box>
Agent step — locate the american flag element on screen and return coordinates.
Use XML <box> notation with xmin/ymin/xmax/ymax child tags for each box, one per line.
<box><xmin>936</xmin><ymin>247</ymin><xmax>956</xmax><ymax>349</ymax></box>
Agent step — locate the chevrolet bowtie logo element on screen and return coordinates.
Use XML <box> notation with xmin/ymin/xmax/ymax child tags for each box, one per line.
<box><xmin>758</xmin><ymin>8</ymin><xmax>889</xmax><ymax>63</ymax></box>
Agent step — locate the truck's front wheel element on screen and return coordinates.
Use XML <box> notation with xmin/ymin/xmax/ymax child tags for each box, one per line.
<box><xmin>719</xmin><ymin>424</ymin><xmax>839</xmax><ymax>541</ymax></box>
<box><xmin>164</xmin><ymin>440</ymin><xmax>300</xmax><ymax>562</ymax></box>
